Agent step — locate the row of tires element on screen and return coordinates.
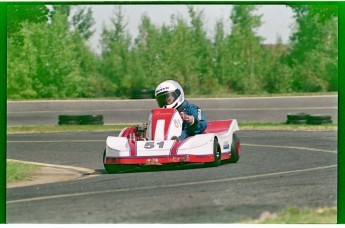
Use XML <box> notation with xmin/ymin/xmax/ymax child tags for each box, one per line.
<box><xmin>286</xmin><ymin>113</ymin><xmax>332</xmax><ymax>125</ymax></box>
<box><xmin>58</xmin><ymin>115</ymin><xmax>104</xmax><ymax>125</ymax></box>
<box><xmin>131</xmin><ymin>89</ymin><xmax>155</xmax><ymax>99</ymax></box>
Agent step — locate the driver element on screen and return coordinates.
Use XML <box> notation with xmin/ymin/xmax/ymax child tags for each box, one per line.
<box><xmin>155</xmin><ymin>80</ymin><xmax>208</xmax><ymax>141</ymax></box>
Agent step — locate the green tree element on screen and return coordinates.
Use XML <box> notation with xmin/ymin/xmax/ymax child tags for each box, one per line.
<box><xmin>224</xmin><ymin>5</ymin><xmax>265</xmax><ymax>94</ymax></box>
<box><xmin>262</xmin><ymin>39</ymin><xmax>293</xmax><ymax>93</ymax></box>
<box><xmin>287</xmin><ymin>5</ymin><xmax>338</xmax><ymax>91</ymax></box>
<box><xmin>7</xmin><ymin>22</ymin><xmax>38</xmax><ymax>98</ymax></box>
<box><xmin>7</xmin><ymin>10</ymin><xmax>95</xmax><ymax>98</ymax></box>
<box><xmin>213</xmin><ymin>19</ymin><xmax>226</xmax><ymax>84</ymax></box>
<box><xmin>100</xmin><ymin>6</ymin><xmax>132</xmax><ymax>96</ymax></box>
<box><xmin>7</xmin><ymin>4</ymin><xmax>50</xmax><ymax>44</ymax></box>
<box><xmin>71</xmin><ymin>6</ymin><xmax>95</xmax><ymax>41</ymax></box>
<box><xmin>161</xmin><ymin>14</ymin><xmax>193</xmax><ymax>90</ymax></box>
<box><xmin>186</xmin><ymin>6</ymin><xmax>216</xmax><ymax>95</ymax></box>
<box><xmin>135</xmin><ymin>14</ymin><xmax>160</xmax><ymax>86</ymax></box>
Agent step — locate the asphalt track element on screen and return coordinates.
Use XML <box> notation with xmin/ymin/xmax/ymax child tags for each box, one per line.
<box><xmin>6</xmin><ymin>96</ymin><xmax>338</xmax><ymax>223</ymax></box>
<box><xmin>7</xmin><ymin>95</ymin><xmax>338</xmax><ymax>125</ymax></box>
<box><xmin>6</xmin><ymin>130</ymin><xmax>337</xmax><ymax>223</ymax></box>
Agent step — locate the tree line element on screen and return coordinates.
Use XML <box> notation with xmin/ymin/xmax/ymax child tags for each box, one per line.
<box><xmin>7</xmin><ymin>4</ymin><xmax>338</xmax><ymax>99</ymax></box>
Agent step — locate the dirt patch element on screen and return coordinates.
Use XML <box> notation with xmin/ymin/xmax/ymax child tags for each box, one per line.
<box><xmin>7</xmin><ymin>160</ymin><xmax>96</xmax><ymax>188</ymax></box>
<box><xmin>7</xmin><ymin>166</ymin><xmax>83</xmax><ymax>188</ymax></box>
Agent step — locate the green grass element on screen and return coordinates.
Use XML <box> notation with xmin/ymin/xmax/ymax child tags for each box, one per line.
<box><xmin>6</xmin><ymin>122</ymin><xmax>337</xmax><ymax>134</ymax></box>
<box><xmin>240</xmin><ymin>122</ymin><xmax>337</xmax><ymax>131</ymax></box>
<box><xmin>7</xmin><ymin>124</ymin><xmax>132</xmax><ymax>134</ymax></box>
<box><xmin>6</xmin><ymin>160</ymin><xmax>40</xmax><ymax>183</ymax></box>
<box><xmin>245</xmin><ymin>207</ymin><xmax>337</xmax><ymax>224</ymax></box>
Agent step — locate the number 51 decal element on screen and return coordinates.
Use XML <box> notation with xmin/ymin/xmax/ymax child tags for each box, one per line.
<box><xmin>137</xmin><ymin>140</ymin><xmax>175</xmax><ymax>156</ymax></box>
<box><xmin>144</xmin><ymin>141</ymin><xmax>164</xmax><ymax>149</ymax></box>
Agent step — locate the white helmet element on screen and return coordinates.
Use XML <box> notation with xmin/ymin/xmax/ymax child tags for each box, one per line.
<box><xmin>155</xmin><ymin>80</ymin><xmax>185</xmax><ymax>109</ymax></box>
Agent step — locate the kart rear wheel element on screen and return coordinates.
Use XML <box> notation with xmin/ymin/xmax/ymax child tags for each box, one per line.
<box><xmin>228</xmin><ymin>133</ymin><xmax>240</xmax><ymax>163</ymax></box>
<box><xmin>206</xmin><ymin>138</ymin><xmax>221</xmax><ymax>167</ymax></box>
<box><xmin>103</xmin><ymin>149</ymin><xmax>139</xmax><ymax>174</ymax></box>
<box><xmin>104</xmin><ymin>164</ymin><xmax>134</xmax><ymax>174</ymax></box>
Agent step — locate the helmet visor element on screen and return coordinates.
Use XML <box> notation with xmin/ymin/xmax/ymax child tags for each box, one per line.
<box><xmin>156</xmin><ymin>91</ymin><xmax>179</xmax><ymax>108</ymax></box>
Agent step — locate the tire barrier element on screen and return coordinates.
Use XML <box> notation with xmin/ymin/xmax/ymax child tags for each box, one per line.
<box><xmin>131</xmin><ymin>89</ymin><xmax>155</xmax><ymax>99</ymax></box>
<box><xmin>286</xmin><ymin>113</ymin><xmax>310</xmax><ymax>124</ymax></box>
<box><xmin>286</xmin><ymin>113</ymin><xmax>332</xmax><ymax>125</ymax></box>
<box><xmin>58</xmin><ymin>115</ymin><xmax>104</xmax><ymax>125</ymax></box>
<box><xmin>306</xmin><ymin>114</ymin><xmax>333</xmax><ymax>125</ymax></box>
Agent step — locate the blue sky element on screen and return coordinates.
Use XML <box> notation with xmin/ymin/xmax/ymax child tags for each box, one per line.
<box><xmin>84</xmin><ymin>4</ymin><xmax>295</xmax><ymax>53</ymax></box>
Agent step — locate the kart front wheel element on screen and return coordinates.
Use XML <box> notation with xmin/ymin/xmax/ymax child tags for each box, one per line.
<box><xmin>206</xmin><ymin>138</ymin><xmax>221</xmax><ymax>167</ymax></box>
<box><xmin>228</xmin><ymin>133</ymin><xmax>240</xmax><ymax>163</ymax></box>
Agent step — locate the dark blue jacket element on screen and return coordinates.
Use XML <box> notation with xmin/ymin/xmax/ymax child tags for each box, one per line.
<box><xmin>177</xmin><ymin>100</ymin><xmax>208</xmax><ymax>140</ymax></box>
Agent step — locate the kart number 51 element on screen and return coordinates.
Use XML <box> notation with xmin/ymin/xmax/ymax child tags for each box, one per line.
<box><xmin>144</xmin><ymin>141</ymin><xmax>165</xmax><ymax>149</ymax></box>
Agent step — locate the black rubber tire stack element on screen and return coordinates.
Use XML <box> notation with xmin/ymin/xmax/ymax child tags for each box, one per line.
<box><xmin>58</xmin><ymin>115</ymin><xmax>80</xmax><ymax>125</ymax></box>
<box><xmin>58</xmin><ymin>115</ymin><xmax>104</xmax><ymax>125</ymax></box>
<box><xmin>286</xmin><ymin>113</ymin><xmax>310</xmax><ymax>124</ymax></box>
<box><xmin>131</xmin><ymin>89</ymin><xmax>155</xmax><ymax>99</ymax></box>
<box><xmin>79</xmin><ymin>115</ymin><xmax>104</xmax><ymax>125</ymax></box>
<box><xmin>286</xmin><ymin>113</ymin><xmax>332</xmax><ymax>125</ymax></box>
<box><xmin>306</xmin><ymin>114</ymin><xmax>332</xmax><ymax>125</ymax></box>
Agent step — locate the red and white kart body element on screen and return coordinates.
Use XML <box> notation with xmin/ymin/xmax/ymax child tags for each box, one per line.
<box><xmin>103</xmin><ymin>108</ymin><xmax>240</xmax><ymax>173</ymax></box>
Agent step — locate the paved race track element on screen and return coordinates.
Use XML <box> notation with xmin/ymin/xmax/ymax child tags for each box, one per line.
<box><xmin>6</xmin><ymin>130</ymin><xmax>337</xmax><ymax>223</ymax></box>
<box><xmin>7</xmin><ymin>95</ymin><xmax>338</xmax><ymax>125</ymax></box>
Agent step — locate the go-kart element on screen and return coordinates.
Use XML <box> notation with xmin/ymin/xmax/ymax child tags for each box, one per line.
<box><xmin>103</xmin><ymin>108</ymin><xmax>240</xmax><ymax>173</ymax></box>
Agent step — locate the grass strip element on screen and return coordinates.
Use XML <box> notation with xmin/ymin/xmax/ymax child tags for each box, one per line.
<box><xmin>240</xmin><ymin>122</ymin><xmax>337</xmax><ymax>131</ymax></box>
<box><xmin>245</xmin><ymin>207</ymin><xmax>337</xmax><ymax>224</ymax></box>
<box><xmin>6</xmin><ymin>160</ymin><xmax>40</xmax><ymax>183</ymax></box>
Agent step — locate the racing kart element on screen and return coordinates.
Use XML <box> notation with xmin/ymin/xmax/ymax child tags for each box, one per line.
<box><xmin>103</xmin><ymin>108</ymin><xmax>240</xmax><ymax>173</ymax></box>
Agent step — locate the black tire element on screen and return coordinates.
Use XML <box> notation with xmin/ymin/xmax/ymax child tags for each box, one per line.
<box><xmin>228</xmin><ymin>133</ymin><xmax>240</xmax><ymax>163</ymax></box>
<box><xmin>104</xmin><ymin>164</ymin><xmax>139</xmax><ymax>174</ymax></box>
<box><xmin>286</xmin><ymin>113</ymin><xmax>309</xmax><ymax>124</ymax></box>
<box><xmin>287</xmin><ymin>113</ymin><xmax>310</xmax><ymax>121</ymax></box>
<box><xmin>307</xmin><ymin>114</ymin><xmax>332</xmax><ymax>121</ymax></box>
<box><xmin>131</xmin><ymin>89</ymin><xmax>155</xmax><ymax>99</ymax></box>
<box><xmin>79</xmin><ymin>114</ymin><xmax>103</xmax><ymax>122</ymax></box>
<box><xmin>103</xmin><ymin>149</ymin><xmax>122</xmax><ymax>174</ymax></box>
<box><xmin>58</xmin><ymin>115</ymin><xmax>81</xmax><ymax>125</ymax></box>
<box><xmin>103</xmin><ymin>149</ymin><xmax>137</xmax><ymax>174</ymax></box>
<box><xmin>58</xmin><ymin>114</ymin><xmax>104</xmax><ymax>125</ymax></box>
<box><xmin>307</xmin><ymin>115</ymin><xmax>332</xmax><ymax>125</ymax></box>
<box><xmin>58</xmin><ymin>120</ymin><xmax>80</xmax><ymax>125</ymax></box>
<box><xmin>307</xmin><ymin>119</ymin><xmax>333</xmax><ymax>125</ymax></box>
<box><xmin>59</xmin><ymin>115</ymin><xmax>80</xmax><ymax>121</ymax></box>
<box><xmin>286</xmin><ymin>119</ymin><xmax>307</xmax><ymax>124</ymax></box>
<box><xmin>206</xmin><ymin>138</ymin><xmax>221</xmax><ymax>167</ymax></box>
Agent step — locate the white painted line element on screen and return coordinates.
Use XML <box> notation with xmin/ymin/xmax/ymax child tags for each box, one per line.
<box><xmin>7</xmin><ymin>164</ymin><xmax>336</xmax><ymax>204</ymax></box>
